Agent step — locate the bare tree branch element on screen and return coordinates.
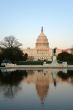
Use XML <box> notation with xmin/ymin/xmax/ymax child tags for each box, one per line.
<box><xmin>0</xmin><ymin>36</ymin><xmax>22</xmax><ymax>48</ymax></box>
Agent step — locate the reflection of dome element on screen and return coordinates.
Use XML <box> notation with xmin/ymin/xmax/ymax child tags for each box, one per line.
<box><xmin>36</xmin><ymin>27</ymin><xmax>49</xmax><ymax>49</ymax></box>
<box><xmin>36</xmin><ymin>74</ymin><xmax>49</xmax><ymax>104</ymax></box>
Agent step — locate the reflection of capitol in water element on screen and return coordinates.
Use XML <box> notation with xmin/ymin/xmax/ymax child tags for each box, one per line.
<box><xmin>24</xmin><ymin>69</ymin><xmax>73</xmax><ymax>103</ymax></box>
<box><xmin>0</xmin><ymin>69</ymin><xmax>73</xmax><ymax>104</ymax></box>
<box><xmin>24</xmin><ymin>70</ymin><xmax>51</xmax><ymax>103</ymax></box>
<box><xmin>24</xmin><ymin>69</ymin><xmax>57</xmax><ymax>103</ymax></box>
<box><xmin>35</xmin><ymin>71</ymin><xmax>49</xmax><ymax>104</ymax></box>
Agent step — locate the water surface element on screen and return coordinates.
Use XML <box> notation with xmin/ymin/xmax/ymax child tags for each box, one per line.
<box><xmin>0</xmin><ymin>69</ymin><xmax>73</xmax><ymax>110</ymax></box>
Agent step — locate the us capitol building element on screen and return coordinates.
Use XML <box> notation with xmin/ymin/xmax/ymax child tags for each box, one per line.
<box><xmin>23</xmin><ymin>27</ymin><xmax>52</xmax><ymax>61</ymax></box>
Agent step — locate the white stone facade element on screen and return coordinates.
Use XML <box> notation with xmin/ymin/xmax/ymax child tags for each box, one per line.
<box><xmin>23</xmin><ymin>27</ymin><xmax>52</xmax><ymax>60</ymax></box>
<box><xmin>23</xmin><ymin>27</ymin><xmax>72</xmax><ymax>61</ymax></box>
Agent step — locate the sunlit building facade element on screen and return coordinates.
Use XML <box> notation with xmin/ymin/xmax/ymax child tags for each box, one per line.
<box><xmin>23</xmin><ymin>27</ymin><xmax>52</xmax><ymax>60</ymax></box>
<box><xmin>23</xmin><ymin>27</ymin><xmax>73</xmax><ymax>61</ymax></box>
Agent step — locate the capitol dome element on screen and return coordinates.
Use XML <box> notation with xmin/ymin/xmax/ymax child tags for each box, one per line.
<box><xmin>36</xmin><ymin>27</ymin><xmax>49</xmax><ymax>49</ymax></box>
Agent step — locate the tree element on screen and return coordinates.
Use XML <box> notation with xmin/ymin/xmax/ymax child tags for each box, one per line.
<box><xmin>2</xmin><ymin>47</ymin><xmax>26</xmax><ymax>62</ymax></box>
<box><xmin>0</xmin><ymin>36</ymin><xmax>28</xmax><ymax>63</ymax></box>
<box><xmin>0</xmin><ymin>36</ymin><xmax>22</xmax><ymax>48</ymax></box>
<box><xmin>57</xmin><ymin>51</ymin><xmax>73</xmax><ymax>64</ymax></box>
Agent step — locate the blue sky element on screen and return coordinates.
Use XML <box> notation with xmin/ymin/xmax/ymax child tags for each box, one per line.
<box><xmin>0</xmin><ymin>0</ymin><xmax>73</xmax><ymax>49</ymax></box>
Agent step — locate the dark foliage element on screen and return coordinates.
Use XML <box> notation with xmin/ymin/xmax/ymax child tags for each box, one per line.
<box><xmin>0</xmin><ymin>36</ymin><xmax>28</xmax><ymax>64</ymax></box>
<box><xmin>0</xmin><ymin>70</ymin><xmax>27</xmax><ymax>85</ymax></box>
<box><xmin>57</xmin><ymin>70</ymin><xmax>73</xmax><ymax>80</ymax></box>
<box><xmin>57</xmin><ymin>52</ymin><xmax>73</xmax><ymax>64</ymax></box>
<box><xmin>0</xmin><ymin>70</ymin><xmax>27</xmax><ymax>98</ymax></box>
<box><xmin>0</xmin><ymin>47</ymin><xmax>27</xmax><ymax>64</ymax></box>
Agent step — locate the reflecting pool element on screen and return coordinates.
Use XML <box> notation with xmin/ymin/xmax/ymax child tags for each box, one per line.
<box><xmin>0</xmin><ymin>69</ymin><xmax>73</xmax><ymax>110</ymax></box>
